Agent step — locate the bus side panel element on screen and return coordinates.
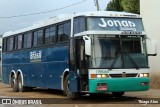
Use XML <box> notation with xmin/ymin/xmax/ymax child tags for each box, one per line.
<box><xmin>23</xmin><ymin>45</ymin><xmax>69</xmax><ymax>89</ymax></box>
<box><xmin>2</xmin><ymin>53</ymin><xmax>16</xmax><ymax>84</ymax></box>
<box><xmin>2</xmin><ymin>44</ymin><xmax>69</xmax><ymax>90</ymax></box>
<box><xmin>2</xmin><ymin>65</ymin><xmax>11</xmax><ymax>84</ymax></box>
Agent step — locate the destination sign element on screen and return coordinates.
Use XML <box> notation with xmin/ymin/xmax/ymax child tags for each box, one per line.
<box><xmin>87</xmin><ymin>17</ymin><xmax>144</xmax><ymax>32</ymax></box>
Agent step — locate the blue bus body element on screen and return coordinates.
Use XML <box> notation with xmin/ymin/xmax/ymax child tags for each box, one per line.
<box><xmin>2</xmin><ymin>44</ymin><xmax>69</xmax><ymax>89</ymax></box>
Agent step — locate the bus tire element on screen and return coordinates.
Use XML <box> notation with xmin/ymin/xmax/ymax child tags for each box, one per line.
<box><xmin>112</xmin><ymin>92</ymin><xmax>125</xmax><ymax>98</ymax></box>
<box><xmin>17</xmin><ymin>75</ymin><xmax>27</xmax><ymax>92</ymax></box>
<box><xmin>11</xmin><ymin>75</ymin><xmax>18</xmax><ymax>92</ymax></box>
<box><xmin>64</xmin><ymin>75</ymin><xmax>79</xmax><ymax>99</ymax></box>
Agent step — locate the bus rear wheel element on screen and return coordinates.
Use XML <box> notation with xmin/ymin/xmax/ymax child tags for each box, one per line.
<box><xmin>64</xmin><ymin>75</ymin><xmax>79</xmax><ymax>99</ymax></box>
<box><xmin>112</xmin><ymin>92</ymin><xmax>125</xmax><ymax>98</ymax></box>
<box><xmin>17</xmin><ymin>75</ymin><xmax>28</xmax><ymax>92</ymax></box>
<box><xmin>11</xmin><ymin>75</ymin><xmax>18</xmax><ymax>92</ymax></box>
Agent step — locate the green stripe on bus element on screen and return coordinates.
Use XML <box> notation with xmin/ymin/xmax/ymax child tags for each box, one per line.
<box><xmin>89</xmin><ymin>78</ymin><xmax>150</xmax><ymax>93</ymax></box>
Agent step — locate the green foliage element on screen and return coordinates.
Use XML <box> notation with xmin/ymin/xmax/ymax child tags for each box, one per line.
<box><xmin>106</xmin><ymin>0</ymin><xmax>123</xmax><ymax>11</ymax></box>
<box><xmin>121</xmin><ymin>0</ymin><xmax>140</xmax><ymax>14</ymax></box>
<box><xmin>106</xmin><ymin>0</ymin><xmax>140</xmax><ymax>14</ymax></box>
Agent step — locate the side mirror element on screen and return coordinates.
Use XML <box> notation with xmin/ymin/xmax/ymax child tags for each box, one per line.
<box><xmin>147</xmin><ymin>38</ymin><xmax>157</xmax><ymax>56</ymax></box>
<box><xmin>83</xmin><ymin>36</ymin><xmax>91</xmax><ymax>56</ymax></box>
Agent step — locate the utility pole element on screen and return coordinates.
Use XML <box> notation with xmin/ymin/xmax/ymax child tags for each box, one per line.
<box><xmin>94</xmin><ymin>0</ymin><xmax>100</xmax><ymax>11</ymax></box>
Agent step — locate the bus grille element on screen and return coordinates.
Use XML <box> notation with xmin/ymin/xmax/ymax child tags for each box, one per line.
<box><xmin>109</xmin><ymin>73</ymin><xmax>138</xmax><ymax>78</ymax></box>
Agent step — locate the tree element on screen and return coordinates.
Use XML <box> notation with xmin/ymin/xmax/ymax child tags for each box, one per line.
<box><xmin>121</xmin><ymin>0</ymin><xmax>140</xmax><ymax>14</ymax></box>
<box><xmin>106</xmin><ymin>0</ymin><xmax>123</xmax><ymax>11</ymax></box>
<box><xmin>106</xmin><ymin>0</ymin><xmax>140</xmax><ymax>14</ymax></box>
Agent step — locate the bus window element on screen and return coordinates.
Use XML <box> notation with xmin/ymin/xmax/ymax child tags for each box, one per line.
<box><xmin>9</xmin><ymin>37</ymin><xmax>14</xmax><ymax>51</ymax></box>
<box><xmin>73</xmin><ymin>17</ymin><xmax>85</xmax><ymax>34</ymax></box>
<box><xmin>33</xmin><ymin>31</ymin><xmax>38</xmax><ymax>47</ymax></box>
<box><xmin>27</xmin><ymin>33</ymin><xmax>32</xmax><ymax>48</ymax></box>
<box><xmin>37</xmin><ymin>30</ymin><xmax>43</xmax><ymax>46</ymax></box>
<box><xmin>58</xmin><ymin>22</ymin><xmax>70</xmax><ymax>42</ymax></box>
<box><xmin>45</xmin><ymin>27</ymin><xmax>56</xmax><ymax>45</ymax></box>
<box><xmin>58</xmin><ymin>24</ymin><xmax>63</xmax><ymax>42</ymax></box>
<box><xmin>45</xmin><ymin>28</ymin><xmax>50</xmax><ymax>45</ymax></box>
<box><xmin>17</xmin><ymin>35</ymin><xmax>22</xmax><ymax>50</ymax></box>
<box><xmin>14</xmin><ymin>36</ymin><xmax>18</xmax><ymax>50</ymax></box>
<box><xmin>6</xmin><ymin>38</ymin><xmax>10</xmax><ymax>51</ymax></box>
<box><xmin>23</xmin><ymin>33</ymin><xmax>28</xmax><ymax>49</ymax></box>
<box><xmin>50</xmin><ymin>27</ymin><xmax>56</xmax><ymax>44</ymax></box>
<box><xmin>63</xmin><ymin>22</ymin><xmax>70</xmax><ymax>40</ymax></box>
<box><xmin>23</xmin><ymin>33</ymin><xmax>32</xmax><ymax>49</ymax></box>
<box><xmin>2</xmin><ymin>38</ymin><xmax>6</xmax><ymax>52</ymax></box>
<box><xmin>6</xmin><ymin>37</ymin><xmax>13</xmax><ymax>51</ymax></box>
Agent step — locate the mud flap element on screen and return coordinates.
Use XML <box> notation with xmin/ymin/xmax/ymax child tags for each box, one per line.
<box><xmin>69</xmin><ymin>72</ymin><xmax>78</xmax><ymax>92</ymax></box>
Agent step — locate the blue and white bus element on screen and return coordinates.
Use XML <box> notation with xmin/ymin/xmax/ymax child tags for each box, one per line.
<box><xmin>2</xmin><ymin>11</ymin><xmax>157</xmax><ymax>99</ymax></box>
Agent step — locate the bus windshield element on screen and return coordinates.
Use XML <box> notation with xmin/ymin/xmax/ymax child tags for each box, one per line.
<box><xmin>88</xmin><ymin>35</ymin><xmax>148</xmax><ymax>69</ymax></box>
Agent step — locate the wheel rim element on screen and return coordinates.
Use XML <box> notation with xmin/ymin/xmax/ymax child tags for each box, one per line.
<box><xmin>66</xmin><ymin>79</ymin><xmax>71</xmax><ymax>95</ymax></box>
<box><xmin>18</xmin><ymin>78</ymin><xmax>22</xmax><ymax>91</ymax></box>
<box><xmin>11</xmin><ymin>76</ymin><xmax>15</xmax><ymax>87</ymax></box>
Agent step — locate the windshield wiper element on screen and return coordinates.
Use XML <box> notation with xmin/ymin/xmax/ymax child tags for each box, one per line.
<box><xmin>109</xmin><ymin>53</ymin><xmax>121</xmax><ymax>70</ymax></box>
<box><xmin>125</xmin><ymin>53</ymin><xmax>139</xmax><ymax>70</ymax></box>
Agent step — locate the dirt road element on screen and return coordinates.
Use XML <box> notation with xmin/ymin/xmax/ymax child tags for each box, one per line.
<box><xmin>0</xmin><ymin>82</ymin><xmax>160</xmax><ymax>106</ymax></box>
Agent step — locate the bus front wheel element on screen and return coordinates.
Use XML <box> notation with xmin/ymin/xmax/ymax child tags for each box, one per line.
<box><xmin>112</xmin><ymin>92</ymin><xmax>125</xmax><ymax>98</ymax></box>
<box><xmin>64</xmin><ymin>75</ymin><xmax>79</xmax><ymax>99</ymax></box>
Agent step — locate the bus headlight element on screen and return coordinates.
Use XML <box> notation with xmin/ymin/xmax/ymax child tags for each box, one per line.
<box><xmin>97</xmin><ymin>74</ymin><xmax>102</xmax><ymax>78</ymax></box>
<box><xmin>139</xmin><ymin>73</ymin><xmax>149</xmax><ymax>77</ymax></box>
<box><xmin>91</xmin><ymin>74</ymin><xmax>109</xmax><ymax>78</ymax></box>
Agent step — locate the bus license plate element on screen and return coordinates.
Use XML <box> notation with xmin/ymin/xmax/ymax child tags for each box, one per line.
<box><xmin>97</xmin><ymin>86</ymin><xmax>107</xmax><ymax>91</ymax></box>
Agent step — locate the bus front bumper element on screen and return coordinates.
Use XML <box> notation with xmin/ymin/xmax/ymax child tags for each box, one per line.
<box><xmin>89</xmin><ymin>78</ymin><xmax>150</xmax><ymax>93</ymax></box>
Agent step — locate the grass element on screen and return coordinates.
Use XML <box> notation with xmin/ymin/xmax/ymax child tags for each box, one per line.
<box><xmin>150</xmin><ymin>72</ymin><xmax>160</xmax><ymax>89</ymax></box>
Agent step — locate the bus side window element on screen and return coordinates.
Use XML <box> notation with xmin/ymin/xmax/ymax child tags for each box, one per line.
<box><xmin>17</xmin><ymin>35</ymin><xmax>23</xmax><ymax>50</ymax></box>
<box><xmin>6</xmin><ymin>37</ymin><xmax>14</xmax><ymax>51</ymax></box>
<box><xmin>33</xmin><ymin>31</ymin><xmax>38</xmax><ymax>47</ymax></box>
<box><xmin>9</xmin><ymin>37</ymin><xmax>14</xmax><ymax>51</ymax></box>
<box><xmin>50</xmin><ymin>26</ymin><xmax>56</xmax><ymax>44</ymax></box>
<box><xmin>63</xmin><ymin>22</ymin><xmax>70</xmax><ymax>40</ymax></box>
<box><xmin>2</xmin><ymin>38</ymin><xmax>6</xmax><ymax>52</ymax></box>
<box><xmin>58</xmin><ymin>24</ymin><xmax>63</xmax><ymax>42</ymax></box>
<box><xmin>37</xmin><ymin>29</ymin><xmax>43</xmax><ymax>46</ymax></box>
<box><xmin>58</xmin><ymin>22</ymin><xmax>70</xmax><ymax>42</ymax></box>
<box><xmin>23</xmin><ymin>33</ymin><xmax>28</xmax><ymax>49</ymax></box>
<box><xmin>73</xmin><ymin>17</ymin><xmax>85</xmax><ymax>34</ymax></box>
<box><xmin>14</xmin><ymin>36</ymin><xmax>18</xmax><ymax>50</ymax></box>
<box><xmin>27</xmin><ymin>33</ymin><xmax>32</xmax><ymax>48</ymax></box>
<box><xmin>23</xmin><ymin>33</ymin><xmax>32</xmax><ymax>49</ymax></box>
<box><xmin>6</xmin><ymin>38</ymin><xmax>10</xmax><ymax>51</ymax></box>
<box><xmin>45</xmin><ymin>28</ymin><xmax>50</xmax><ymax>45</ymax></box>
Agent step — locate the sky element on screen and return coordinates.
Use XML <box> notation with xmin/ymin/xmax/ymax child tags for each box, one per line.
<box><xmin>0</xmin><ymin>0</ymin><xmax>110</xmax><ymax>35</ymax></box>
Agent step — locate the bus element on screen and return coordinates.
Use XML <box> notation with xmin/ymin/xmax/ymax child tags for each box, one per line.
<box><xmin>2</xmin><ymin>11</ymin><xmax>157</xmax><ymax>99</ymax></box>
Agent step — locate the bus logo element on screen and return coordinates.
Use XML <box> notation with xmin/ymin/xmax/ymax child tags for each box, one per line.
<box><xmin>30</xmin><ymin>51</ymin><xmax>42</xmax><ymax>62</ymax></box>
<box><xmin>98</xmin><ymin>18</ymin><xmax>136</xmax><ymax>31</ymax></box>
<box><xmin>96</xmin><ymin>70</ymin><xmax>109</xmax><ymax>74</ymax></box>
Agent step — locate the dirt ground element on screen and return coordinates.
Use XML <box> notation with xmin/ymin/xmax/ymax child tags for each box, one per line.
<box><xmin>0</xmin><ymin>82</ymin><xmax>160</xmax><ymax>107</ymax></box>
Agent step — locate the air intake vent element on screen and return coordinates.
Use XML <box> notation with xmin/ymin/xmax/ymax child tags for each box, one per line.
<box><xmin>109</xmin><ymin>73</ymin><xmax>138</xmax><ymax>78</ymax></box>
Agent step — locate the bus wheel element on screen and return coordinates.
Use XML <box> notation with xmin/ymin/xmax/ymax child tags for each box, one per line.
<box><xmin>64</xmin><ymin>75</ymin><xmax>79</xmax><ymax>99</ymax></box>
<box><xmin>18</xmin><ymin>75</ymin><xmax>27</xmax><ymax>92</ymax></box>
<box><xmin>112</xmin><ymin>92</ymin><xmax>125</xmax><ymax>98</ymax></box>
<box><xmin>11</xmin><ymin>75</ymin><xmax>18</xmax><ymax>92</ymax></box>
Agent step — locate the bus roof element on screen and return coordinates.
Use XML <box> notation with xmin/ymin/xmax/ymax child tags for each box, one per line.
<box><xmin>3</xmin><ymin>11</ymin><xmax>141</xmax><ymax>38</ymax></box>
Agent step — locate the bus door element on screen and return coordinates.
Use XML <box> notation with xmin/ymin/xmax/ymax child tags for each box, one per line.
<box><xmin>76</xmin><ymin>37</ymin><xmax>88</xmax><ymax>91</ymax></box>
